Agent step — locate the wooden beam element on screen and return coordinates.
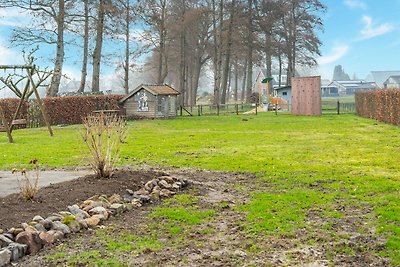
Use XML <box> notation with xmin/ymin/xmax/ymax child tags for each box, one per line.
<box><xmin>26</xmin><ymin>67</ymin><xmax>53</xmax><ymax>137</ymax></box>
<box><xmin>0</xmin><ymin>65</ymin><xmax>34</xmax><ymax>70</ymax></box>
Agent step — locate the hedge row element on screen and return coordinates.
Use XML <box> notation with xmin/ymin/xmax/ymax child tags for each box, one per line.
<box><xmin>0</xmin><ymin>99</ymin><xmax>28</xmax><ymax>123</ymax></box>
<box><xmin>355</xmin><ymin>89</ymin><xmax>400</xmax><ymax>125</ymax></box>
<box><xmin>0</xmin><ymin>95</ymin><xmax>123</xmax><ymax>126</ymax></box>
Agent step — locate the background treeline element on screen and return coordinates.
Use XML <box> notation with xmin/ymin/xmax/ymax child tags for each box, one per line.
<box><xmin>0</xmin><ymin>0</ymin><xmax>326</xmax><ymax>105</ymax></box>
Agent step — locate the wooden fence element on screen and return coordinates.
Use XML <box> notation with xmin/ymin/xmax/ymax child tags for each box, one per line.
<box><xmin>179</xmin><ymin>103</ymin><xmax>255</xmax><ymax>116</ymax></box>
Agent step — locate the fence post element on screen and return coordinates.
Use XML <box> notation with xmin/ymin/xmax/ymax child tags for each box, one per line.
<box><xmin>337</xmin><ymin>100</ymin><xmax>340</xmax><ymax>115</ymax></box>
<box><xmin>198</xmin><ymin>105</ymin><xmax>201</xmax><ymax>116</ymax></box>
<box><xmin>180</xmin><ymin>106</ymin><xmax>183</xmax><ymax>116</ymax></box>
<box><xmin>217</xmin><ymin>104</ymin><xmax>220</xmax><ymax>116</ymax></box>
<box><xmin>255</xmin><ymin>103</ymin><xmax>258</xmax><ymax>115</ymax></box>
<box><xmin>235</xmin><ymin>104</ymin><xmax>238</xmax><ymax>115</ymax></box>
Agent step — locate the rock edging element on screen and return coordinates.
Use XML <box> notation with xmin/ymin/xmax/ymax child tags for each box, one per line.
<box><xmin>0</xmin><ymin>174</ymin><xmax>188</xmax><ymax>267</ymax></box>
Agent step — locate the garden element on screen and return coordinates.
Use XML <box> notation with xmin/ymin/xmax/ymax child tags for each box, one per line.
<box><xmin>0</xmin><ymin>112</ymin><xmax>399</xmax><ymax>266</ymax></box>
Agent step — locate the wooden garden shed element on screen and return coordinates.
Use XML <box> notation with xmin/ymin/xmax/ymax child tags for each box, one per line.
<box><xmin>119</xmin><ymin>84</ymin><xmax>179</xmax><ymax>119</ymax></box>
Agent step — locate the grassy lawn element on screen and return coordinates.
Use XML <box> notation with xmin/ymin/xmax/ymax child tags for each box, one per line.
<box><xmin>1</xmin><ymin>112</ymin><xmax>399</xmax><ymax>264</ymax></box>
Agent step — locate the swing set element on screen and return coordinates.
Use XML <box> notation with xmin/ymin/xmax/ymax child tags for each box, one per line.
<box><xmin>0</xmin><ymin>64</ymin><xmax>53</xmax><ymax>143</ymax></box>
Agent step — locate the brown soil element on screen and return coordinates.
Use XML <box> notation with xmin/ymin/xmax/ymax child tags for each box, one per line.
<box><xmin>1</xmin><ymin>167</ymin><xmax>390</xmax><ymax>266</ymax></box>
<box><xmin>0</xmin><ymin>168</ymin><xmax>162</xmax><ymax>230</ymax></box>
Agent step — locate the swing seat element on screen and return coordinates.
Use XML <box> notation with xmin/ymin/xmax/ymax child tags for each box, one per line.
<box><xmin>12</xmin><ymin>119</ymin><xmax>27</xmax><ymax>127</ymax></box>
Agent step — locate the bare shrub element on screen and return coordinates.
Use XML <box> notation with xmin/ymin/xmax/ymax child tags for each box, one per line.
<box><xmin>13</xmin><ymin>159</ymin><xmax>40</xmax><ymax>201</ymax></box>
<box><xmin>81</xmin><ymin>113</ymin><xmax>127</xmax><ymax>178</ymax></box>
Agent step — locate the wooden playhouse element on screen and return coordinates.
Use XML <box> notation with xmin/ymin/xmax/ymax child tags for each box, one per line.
<box><xmin>119</xmin><ymin>84</ymin><xmax>179</xmax><ymax>119</ymax></box>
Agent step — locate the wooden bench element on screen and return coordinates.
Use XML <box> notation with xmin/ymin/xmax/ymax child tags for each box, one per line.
<box><xmin>0</xmin><ymin>125</ymin><xmax>6</xmax><ymax>132</ymax></box>
<box><xmin>12</xmin><ymin>119</ymin><xmax>27</xmax><ymax>127</ymax></box>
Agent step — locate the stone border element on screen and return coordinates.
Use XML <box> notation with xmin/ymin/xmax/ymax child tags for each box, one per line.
<box><xmin>0</xmin><ymin>174</ymin><xmax>188</xmax><ymax>266</ymax></box>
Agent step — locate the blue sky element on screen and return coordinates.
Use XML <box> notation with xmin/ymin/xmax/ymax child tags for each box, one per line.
<box><xmin>318</xmin><ymin>0</ymin><xmax>400</xmax><ymax>79</ymax></box>
<box><xmin>0</xmin><ymin>0</ymin><xmax>400</xmax><ymax>89</ymax></box>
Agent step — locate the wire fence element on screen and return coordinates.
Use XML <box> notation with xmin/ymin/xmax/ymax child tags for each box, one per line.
<box><xmin>179</xmin><ymin>100</ymin><xmax>356</xmax><ymax>117</ymax></box>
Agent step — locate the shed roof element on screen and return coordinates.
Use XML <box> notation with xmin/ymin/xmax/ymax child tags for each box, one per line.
<box><xmin>119</xmin><ymin>84</ymin><xmax>179</xmax><ymax>103</ymax></box>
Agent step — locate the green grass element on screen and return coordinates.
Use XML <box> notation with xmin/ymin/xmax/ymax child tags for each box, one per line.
<box><xmin>2</xmin><ymin>113</ymin><xmax>400</xmax><ymax>265</ymax></box>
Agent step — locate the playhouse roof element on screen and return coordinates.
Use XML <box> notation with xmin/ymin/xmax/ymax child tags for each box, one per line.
<box><xmin>119</xmin><ymin>84</ymin><xmax>179</xmax><ymax>103</ymax></box>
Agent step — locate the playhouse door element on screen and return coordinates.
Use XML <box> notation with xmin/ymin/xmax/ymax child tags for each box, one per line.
<box><xmin>163</xmin><ymin>98</ymin><xmax>169</xmax><ymax>118</ymax></box>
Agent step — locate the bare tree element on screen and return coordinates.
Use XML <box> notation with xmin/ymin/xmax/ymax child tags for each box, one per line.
<box><xmin>1</xmin><ymin>0</ymin><xmax>73</xmax><ymax>96</ymax></box>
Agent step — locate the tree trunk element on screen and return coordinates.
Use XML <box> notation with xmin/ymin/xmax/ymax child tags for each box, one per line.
<box><xmin>48</xmin><ymin>0</ymin><xmax>65</xmax><ymax>97</ymax></box>
<box><xmin>265</xmin><ymin>30</ymin><xmax>272</xmax><ymax>96</ymax></box>
<box><xmin>234</xmin><ymin>59</ymin><xmax>238</xmax><ymax>102</ymax></box>
<box><xmin>245</xmin><ymin>0</ymin><xmax>253</xmax><ymax>103</ymax></box>
<box><xmin>157</xmin><ymin>0</ymin><xmax>167</xmax><ymax>84</ymax></box>
<box><xmin>78</xmin><ymin>0</ymin><xmax>89</xmax><ymax>93</ymax></box>
<box><xmin>91</xmin><ymin>0</ymin><xmax>106</xmax><ymax>93</ymax></box>
<box><xmin>220</xmin><ymin>0</ymin><xmax>235</xmax><ymax>105</ymax></box>
<box><xmin>212</xmin><ymin>0</ymin><xmax>223</xmax><ymax>105</ymax></box>
<box><xmin>241</xmin><ymin>59</ymin><xmax>247</xmax><ymax>102</ymax></box>
<box><xmin>123</xmin><ymin>0</ymin><xmax>130</xmax><ymax>94</ymax></box>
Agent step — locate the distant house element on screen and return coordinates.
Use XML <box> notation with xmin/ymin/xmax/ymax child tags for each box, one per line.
<box><xmin>274</xmin><ymin>86</ymin><xmax>292</xmax><ymax>104</ymax></box>
<box><xmin>383</xmin><ymin>76</ymin><xmax>400</xmax><ymax>89</ymax></box>
<box><xmin>366</xmin><ymin>71</ymin><xmax>400</xmax><ymax>89</ymax></box>
<box><xmin>327</xmin><ymin>80</ymin><xmax>376</xmax><ymax>96</ymax></box>
<box><xmin>119</xmin><ymin>84</ymin><xmax>179</xmax><ymax>119</ymax></box>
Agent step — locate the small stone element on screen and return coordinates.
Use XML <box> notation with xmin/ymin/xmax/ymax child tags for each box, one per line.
<box><xmin>151</xmin><ymin>190</ymin><xmax>160</xmax><ymax>201</ymax></box>
<box><xmin>92</xmin><ymin>214</ymin><xmax>107</xmax><ymax>222</ymax></box>
<box><xmin>77</xmin><ymin>218</ymin><xmax>88</xmax><ymax>230</ymax></box>
<box><xmin>126</xmin><ymin>189</ymin><xmax>134</xmax><ymax>195</ymax></box>
<box><xmin>131</xmin><ymin>200</ymin><xmax>142</xmax><ymax>208</ymax></box>
<box><xmin>0</xmin><ymin>248</ymin><xmax>11</xmax><ymax>267</ymax></box>
<box><xmin>89</xmin><ymin>207</ymin><xmax>108</xmax><ymax>219</ymax></box>
<box><xmin>144</xmin><ymin>180</ymin><xmax>155</xmax><ymax>192</ymax></box>
<box><xmin>124</xmin><ymin>203</ymin><xmax>134</xmax><ymax>210</ymax></box>
<box><xmin>138</xmin><ymin>195</ymin><xmax>151</xmax><ymax>203</ymax></box>
<box><xmin>162</xmin><ymin>176</ymin><xmax>175</xmax><ymax>184</ymax></box>
<box><xmin>8</xmin><ymin>228</ymin><xmax>24</xmax><ymax>236</ymax></box>
<box><xmin>160</xmin><ymin>189</ymin><xmax>174</xmax><ymax>198</ymax></box>
<box><xmin>23</xmin><ymin>225</ymin><xmax>38</xmax><ymax>234</ymax></box>
<box><xmin>1</xmin><ymin>234</ymin><xmax>13</xmax><ymax>241</ymax></box>
<box><xmin>7</xmin><ymin>242</ymin><xmax>27</xmax><ymax>261</ymax></box>
<box><xmin>82</xmin><ymin>201</ymin><xmax>104</xmax><ymax>212</ymax></box>
<box><xmin>68</xmin><ymin>205</ymin><xmax>90</xmax><ymax>220</ymax></box>
<box><xmin>40</xmin><ymin>219</ymin><xmax>53</xmax><ymax>230</ymax></box>
<box><xmin>85</xmin><ymin>216</ymin><xmax>101</xmax><ymax>228</ymax></box>
<box><xmin>51</xmin><ymin>221</ymin><xmax>70</xmax><ymax>235</ymax></box>
<box><xmin>110</xmin><ymin>203</ymin><xmax>126</xmax><ymax>215</ymax></box>
<box><xmin>134</xmin><ymin>188</ymin><xmax>150</xmax><ymax>196</ymax></box>
<box><xmin>58</xmin><ymin>211</ymin><xmax>73</xmax><ymax>217</ymax></box>
<box><xmin>98</xmin><ymin>195</ymin><xmax>110</xmax><ymax>204</ymax></box>
<box><xmin>108</xmin><ymin>194</ymin><xmax>122</xmax><ymax>204</ymax></box>
<box><xmin>46</xmin><ymin>215</ymin><xmax>62</xmax><ymax>222</ymax></box>
<box><xmin>32</xmin><ymin>216</ymin><xmax>44</xmax><ymax>222</ymax></box>
<box><xmin>0</xmin><ymin>229</ymin><xmax>3</xmax><ymax>234</ymax></box>
<box><xmin>0</xmin><ymin>235</ymin><xmax>13</xmax><ymax>248</ymax></box>
<box><xmin>67</xmin><ymin>220</ymin><xmax>81</xmax><ymax>233</ymax></box>
<box><xmin>122</xmin><ymin>194</ymin><xmax>134</xmax><ymax>203</ymax></box>
<box><xmin>15</xmin><ymin>231</ymin><xmax>43</xmax><ymax>255</ymax></box>
<box><xmin>33</xmin><ymin>224</ymin><xmax>46</xmax><ymax>233</ymax></box>
<box><xmin>39</xmin><ymin>232</ymin><xmax>56</xmax><ymax>246</ymax></box>
<box><xmin>172</xmin><ymin>182</ymin><xmax>181</xmax><ymax>190</ymax></box>
<box><xmin>158</xmin><ymin>179</ymin><xmax>172</xmax><ymax>189</ymax></box>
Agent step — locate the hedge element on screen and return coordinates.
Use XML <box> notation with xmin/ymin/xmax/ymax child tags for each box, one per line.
<box><xmin>355</xmin><ymin>89</ymin><xmax>400</xmax><ymax>126</ymax></box>
<box><xmin>0</xmin><ymin>99</ymin><xmax>28</xmax><ymax>123</ymax></box>
<box><xmin>0</xmin><ymin>95</ymin><xmax>123</xmax><ymax>126</ymax></box>
<box><xmin>43</xmin><ymin>95</ymin><xmax>123</xmax><ymax>125</ymax></box>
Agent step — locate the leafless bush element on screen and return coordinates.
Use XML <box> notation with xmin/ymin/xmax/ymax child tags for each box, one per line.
<box><xmin>81</xmin><ymin>113</ymin><xmax>127</xmax><ymax>178</ymax></box>
<box><xmin>13</xmin><ymin>159</ymin><xmax>40</xmax><ymax>201</ymax></box>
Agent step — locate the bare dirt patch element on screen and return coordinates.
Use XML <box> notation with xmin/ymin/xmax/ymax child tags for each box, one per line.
<box><xmin>2</xmin><ymin>167</ymin><xmax>390</xmax><ymax>266</ymax></box>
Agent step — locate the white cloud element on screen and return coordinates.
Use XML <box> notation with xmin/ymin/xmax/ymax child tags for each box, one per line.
<box><xmin>0</xmin><ymin>7</ymin><xmax>30</xmax><ymax>27</ymax></box>
<box><xmin>343</xmin><ymin>0</ymin><xmax>367</xmax><ymax>10</ymax></box>
<box><xmin>359</xmin><ymin>15</ymin><xmax>394</xmax><ymax>40</ymax></box>
<box><xmin>0</xmin><ymin>38</ymin><xmax>22</xmax><ymax>65</ymax></box>
<box><xmin>317</xmin><ymin>45</ymin><xmax>349</xmax><ymax>65</ymax></box>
